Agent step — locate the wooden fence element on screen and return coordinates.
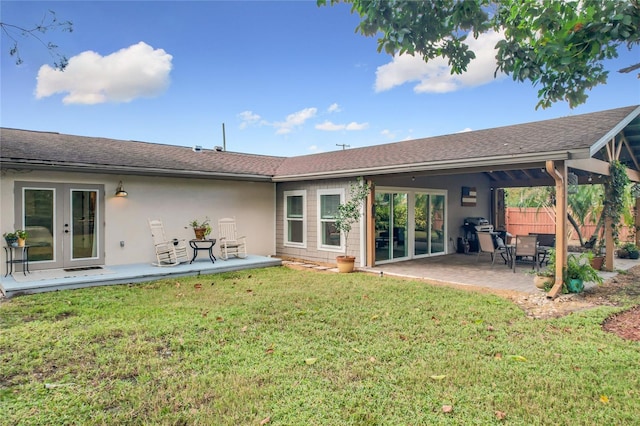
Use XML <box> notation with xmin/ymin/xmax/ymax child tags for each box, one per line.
<box><xmin>505</xmin><ymin>207</ymin><xmax>633</xmax><ymax>243</ymax></box>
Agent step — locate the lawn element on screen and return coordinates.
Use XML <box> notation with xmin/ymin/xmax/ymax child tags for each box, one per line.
<box><xmin>1</xmin><ymin>267</ymin><xmax>639</xmax><ymax>425</ymax></box>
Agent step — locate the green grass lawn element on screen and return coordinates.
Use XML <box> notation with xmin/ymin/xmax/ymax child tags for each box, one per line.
<box><xmin>1</xmin><ymin>267</ymin><xmax>639</xmax><ymax>425</ymax></box>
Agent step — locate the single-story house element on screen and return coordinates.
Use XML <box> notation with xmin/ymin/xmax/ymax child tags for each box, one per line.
<box><xmin>2</xmin><ymin>105</ymin><xmax>639</xmax><ymax>294</ymax></box>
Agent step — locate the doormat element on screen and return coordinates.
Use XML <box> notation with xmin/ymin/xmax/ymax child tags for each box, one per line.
<box><xmin>10</xmin><ymin>267</ymin><xmax>114</xmax><ymax>283</ymax></box>
<box><xmin>63</xmin><ymin>266</ymin><xmax>103</xmax><ymax>272</ymax></box>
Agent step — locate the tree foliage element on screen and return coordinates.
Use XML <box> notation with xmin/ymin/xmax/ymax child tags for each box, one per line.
<box><xmin>1</xmin><ymin>10</ymin><xmax>73</xmax><ymax>70</ymax></box>
<box><xmin>320</xmin><ymin>0</ymin><xmax>640</xmax><ymax>109</ymax></box>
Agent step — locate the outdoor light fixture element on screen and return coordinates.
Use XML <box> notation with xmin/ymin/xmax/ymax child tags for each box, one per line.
<box><xmin>115</xmin><ymin>181</ymin><xmax>128</xmax><ymax>197</ymax></box>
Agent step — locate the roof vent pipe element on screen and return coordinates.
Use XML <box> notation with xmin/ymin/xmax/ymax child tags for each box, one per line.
<box><xmin>214</xmin><ymin>146</ymin><xmax>223</xmax><ymax>152</ymax></box>
<box><xmin>192</xmin><ymin>145</ymin><xmax>202</xmax><ymax>152</ymax></box>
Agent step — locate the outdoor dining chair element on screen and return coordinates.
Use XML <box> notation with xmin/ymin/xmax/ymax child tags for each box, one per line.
<box><xmin>148</xmin><ymin>219</ymin><xmax>189</xmax><ymax>266</ymax></box>
<box><xmin>513</xmin><ymin>234</ymin><xmax>539</xmax><ymax>273</ymax></box>
<box><xmin>218</xmin><ymin>217</ymin><xmax>247</xmax><ymax>260</ymax></box>
<box><xmin>476</xmin><ymin>231</ymin><xmax>508</xmax><ymax>267</ymax></box>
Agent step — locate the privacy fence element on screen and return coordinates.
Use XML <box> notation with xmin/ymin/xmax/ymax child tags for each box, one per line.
<box><xmin>505</xmin><ymin>207</ymin><xmax>634</xmax><ymax>243</ymax></box>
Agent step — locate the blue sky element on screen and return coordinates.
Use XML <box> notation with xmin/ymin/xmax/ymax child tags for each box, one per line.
<box><xmin>2</xmin><ymin>1</ymin><xmax>639</xmax><ymax>157</ymax></box>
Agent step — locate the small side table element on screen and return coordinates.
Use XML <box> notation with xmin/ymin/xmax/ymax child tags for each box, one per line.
<box><xmin>4</xmin><ymin>245</ymin><xmax>30</xmax><ymax>277</ymax></box>
<box><xmin>189</xmin><ymin>239</ymin><xmax>216</xmax><ymax>264</ymax></box>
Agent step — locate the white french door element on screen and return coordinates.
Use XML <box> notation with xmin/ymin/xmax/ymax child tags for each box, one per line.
<box><xmin>15</xmin><ymin>182</ymin><xmax>105</xmax><ymax>270</ymax></box>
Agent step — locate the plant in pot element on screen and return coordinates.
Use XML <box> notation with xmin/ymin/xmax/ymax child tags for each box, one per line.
<box><xmin>618</xmin><ymin>242</ymin><xmax>639</xmax><ymax>260</ymax></box>
<box><xmin>15</xmin><ymin>229</ymin><xmax>27</xmax><ymax>246</ymax></box>
<box><xmin>189</xmin><ymin>218</ymin><xmax>212</xmax><ymax>240</ymax></box>
<box><xmin>3</xmin><ymin>232</ymin><xmax>18</xmax><ymax>247</ymax></box>
<box><xmin>532</xmin><ymin>248</ymin><xmax>556</xmax><ymax>290</ymax></box>
<box><xmin>334</xmin><ymin>177</ymin><xmax>371</xmax><ymax>273</ymax></box>
<box><xmin>564</xmin><ymin>252</ymin><xmax>603</xmax><ymax>293</ymax></box>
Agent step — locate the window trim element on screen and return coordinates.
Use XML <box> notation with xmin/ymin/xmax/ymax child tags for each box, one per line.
<box><xmin>284</xmin><ymin>190</ymin><xmax>306</xmax><ymax>248</ymax></box>
<box><xmin>317</xmin><ymin>188</ymin><xmax>345</xmax><ymax>252</ymax></box>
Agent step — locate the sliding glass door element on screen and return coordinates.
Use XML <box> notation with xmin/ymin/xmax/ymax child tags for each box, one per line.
<box><xmin>375</xmin><ymin>188</ymin><xmax>447</xmax><ymax>263</ymax></box>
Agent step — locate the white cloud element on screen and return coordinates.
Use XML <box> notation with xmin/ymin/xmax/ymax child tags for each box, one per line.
<box><xmin>238</xmin><ymin>111</ymin><xmax>262</xmax><ymax>129</ymax></box>
<box><xmin>36</xmin><ymin>42</ymin><xmax>172</xmax><ymax>104</ymax></box>
<box><xmin>381</xmin><ymin>129</ymin><xmax>396</xmax><ymax>139</ymax></box>
<box><xmin>316</xmin><ymin>120</ymin><xmax>369</xmax><ymax>131</ymax></box>
<box><xmin>327</xmin><ymin>103</ymin><xmax>341</xmax><ymax>113</ymax></box>
<box><xmin>374</xmin><ymin>31</ymin><xmax>505</xmax><ymax>94</ymax></box>
<box><xmin>274</xmin><ymin>107</ymin><xmax>317</xmax><ymax>135</ymax></box>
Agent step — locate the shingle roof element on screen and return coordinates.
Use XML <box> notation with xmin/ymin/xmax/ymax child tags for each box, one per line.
<box><xmin>0</xmin><ymin>129</ymin><xmax>285</xmax><ymax>179</ymax></box>
<box><xmin>273</xmin><ymin>105</ymin><xmax>640</xmax><ymax>179</ymax></box>
<box><xmin>2</xmin><ymin>105</ymin><xmax>638</xmax><ymax>181</ymax></box>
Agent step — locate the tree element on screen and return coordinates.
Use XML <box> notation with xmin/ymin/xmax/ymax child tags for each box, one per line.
<box><xmin>1</xmin><ymin>10</ymin><xmax>73</xmax><ymax>70</ymax></box>
<box><xmin>319</xmin><ymin>0</ymin><xmax>640</xmax><ymax>109</ymax></box>
<box><xmin>335</xmin><ymin>177</ymin><xmax>372</xmax><ymax>258</ymax></box>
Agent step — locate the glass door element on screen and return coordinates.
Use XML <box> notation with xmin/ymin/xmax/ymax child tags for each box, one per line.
<box><xmin>16</xmin><ymin>182</ymin><xmax>104</xmax><ymax>270</ymax></box>
<box><xmin>414</xmin><ymin>192</ymin><xmax>447</xmax><ymax>257</ymax></box>
<box><xmin>374</xmin><ymin>191</ymin><xmax>408</xmax><ymax>262</ymax></box>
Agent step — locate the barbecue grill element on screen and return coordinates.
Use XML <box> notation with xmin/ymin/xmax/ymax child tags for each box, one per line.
<box><xmin>461</xmin><ymin>217</ymin><xmax>494</xmax><ymax>252</ymax></box>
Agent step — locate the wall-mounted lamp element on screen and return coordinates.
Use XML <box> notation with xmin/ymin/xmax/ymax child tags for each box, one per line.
<box><xmin>115</xmin><ymin>181</ymin><xmax>128</xmax><ymax>197</ymax></box>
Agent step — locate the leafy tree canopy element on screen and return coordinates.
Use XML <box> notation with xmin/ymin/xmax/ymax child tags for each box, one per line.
<box><xmin>319</xmin><ymin>0</ymin><xmax>639</xmax><ymax>109</ymax></box>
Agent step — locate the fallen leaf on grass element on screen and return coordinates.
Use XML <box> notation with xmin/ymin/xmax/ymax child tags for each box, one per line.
<box><xmin>369</xmin><ymin>356</ymin><xmax>376</xmax><ymax>363</ymax></box>
<box><xmin>45</xmin><ymin>383</ymin><xmax>75</xmax><ymax>389</ymax></box>
<box><xmin>304</xmin><ymin>358</ymin><xmax>317</xmax><ymax>365</ymax></box>
<box><xmin>399</xmin><ymin>334</ymin><xmax>408</xmax><ymax>341</ymax></box>
<box><xmin>507</xmin><ymin>355</ymin><xmax>527</xmax><ymax>362</ymax></box>
<box><xmin>600</xmin><ymin>395</ymin><xmax>609</xmax><ymax>404</ymax></box>
<box><xmin>352</xmin><ymin>348</ymin><xmax>361</xmax><ymax>353</ymax></box>
<box><xmin>259</xmin><ymin>416</ymin><xmax>270</xmax><ymax>425</ymax></box>
<box><xmin>430</xmin><ymin>375</ymin><xmax>447</xmax><ymax>380</ymax></box>
<box><xmin>216</xmin><ymin>316</ymin><xmax>224</xmax><ymax>322</ymax></box>
<box><xmin>370</xmin><ymin>315</ymin><xmax>379</xmax><ymax>321</ymax></box>
<box><xmin>175</xmin><ymin>282</ymin><xmax>180</xmax><ymax>288</ymax></box>
<box><xmin>194</xmin><ymin>283</ymin><xmax>202</xmax><ymax>290</ymax></box>
<box><xmin>241</xmin><ymin>326</ymin><xmax>248</xmax><ymax>332</ymax></box>
<box><xmin>442</xmin><ymin>405</ymin><xmax>453</xmax><ymax>413</ymax></box>
<box><xmin>495</xmin><ymin>410</ymin><xmax>507</xmax><ymax>420</ymax></box>
<box><xmin>201</xmin><ymin>310</ymin><xmax>209</xmax><ymax>317</ymax></box>
<box><xmin>494</xmin><ymin>353</ymin><xmax>503</xmax><ymax>360</ymax></box>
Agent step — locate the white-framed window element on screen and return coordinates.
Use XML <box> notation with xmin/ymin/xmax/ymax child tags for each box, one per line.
<box><xmin>284</xmin><ymin>190</ymin><xmax>306</xmax><ymax>247</ymax></box>
<box><xmin>317</xmin><ymin>188</ymin><xmax>344</xmax><ymax>251</ymax></box>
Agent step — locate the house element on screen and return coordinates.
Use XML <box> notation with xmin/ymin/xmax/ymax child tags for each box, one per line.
<box><xmin>2</xmin><ymin>105</ymin><xmax>639</xmax><ymax>292</ymax></box>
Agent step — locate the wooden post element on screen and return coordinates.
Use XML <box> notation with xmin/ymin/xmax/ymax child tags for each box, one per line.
<box><xmin>366</xmin><ymin>180</ymin><xmax>376</xmax><ymax>267</ymax></box>
<box><xmin>546</xmin><ymin>160</ymin><xmax>567</xmax><ymax>299</ymax></box>
<box><xmin>604</xmin><ymin>214</ymin><xmax>614</xmax><ymax>271</ymax></box>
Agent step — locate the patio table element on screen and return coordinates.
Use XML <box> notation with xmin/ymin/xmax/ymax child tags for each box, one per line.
<box><xmin>189</xmin><ymin>239</ymin><xmax>216</xmax><ymax>264</ymax></box>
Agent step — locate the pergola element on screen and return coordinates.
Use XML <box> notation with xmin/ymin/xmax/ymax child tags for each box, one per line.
<box><xmin>361</xmin><ymin>107</ymin><xmax>640</xmax><ymax>298</ymax></box>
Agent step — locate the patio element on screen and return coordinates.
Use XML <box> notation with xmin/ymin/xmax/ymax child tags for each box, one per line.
<box><xmin>0</xmin><ymin>255</ymin><xmax>282</xmax><ymax>298</ymax></box>
<box><xmin>362</xmin><ymin>253</ymin><xmax>637</xmax><ymax>295</ymax></box>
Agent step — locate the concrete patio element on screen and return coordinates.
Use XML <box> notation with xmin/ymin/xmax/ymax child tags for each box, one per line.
<box><xmin>0</xmin><ymin>255</ymin><xmax>282</xmax><ymax>298</ymax></box>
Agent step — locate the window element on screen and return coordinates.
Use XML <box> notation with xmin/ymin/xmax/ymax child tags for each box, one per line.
<box><xmin>318</xmin><ymin>189</ymin><xmax>344</xmax><ymax>250</ymax></box>
<box><xmin>284</xmin><ymin>190</ymin><xmax>306</xmax><ymax>247</ymax></box>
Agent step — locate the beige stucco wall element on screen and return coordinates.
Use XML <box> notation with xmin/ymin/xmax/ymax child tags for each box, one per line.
<box><xmin>1</xmin><ymin>169</ymin><xmax>276</xmax><ymax>266</ymax></box>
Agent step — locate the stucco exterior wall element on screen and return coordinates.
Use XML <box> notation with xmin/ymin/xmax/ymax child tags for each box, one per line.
<box><xmin>1</xmin><ymin>169</ymin><xmax>276</xmax><ymax>266</ymax></box>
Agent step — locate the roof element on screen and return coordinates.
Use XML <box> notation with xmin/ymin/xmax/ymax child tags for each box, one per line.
<box><xmin>0</xmin><ymin>129</ymin><xmax>285</xmax><ymax>181</ymax></box>
<box><xmin>273</xmin><ymin>105</ymin><xmax>640</xmax><ymax>180</ymax></box>
<box><xmin>2</xmin><ymin>105</ymin><xmax>639</xmax><ymax>182</ymax></box>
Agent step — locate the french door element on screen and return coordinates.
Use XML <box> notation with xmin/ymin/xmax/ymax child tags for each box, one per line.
<box><xmin>15</xmin><ymin>182</ymin><xmax>105</xmax><ymax>270</ymax></box>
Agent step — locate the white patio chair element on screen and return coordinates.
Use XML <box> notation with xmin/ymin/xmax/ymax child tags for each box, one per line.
<box><xmin>218</xmin><ymin>217</ymin><xmax>247</xmax><ymax>260</ymax></box>
<box><xmin>148</xmin><ymin>219</ymin><xmax>189</xmax><ymax>266</ymax></box>
<box><xmin>476</xmin><ymin>232</ymin><xmax>508</xmax><ymax>267</ymax></box>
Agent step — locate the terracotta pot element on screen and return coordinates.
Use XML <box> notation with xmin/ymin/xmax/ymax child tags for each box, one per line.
<box><xmin>336</xmin><ymin>256</ymin><xmax>355</xmax><ymax>273</ymax></box>
<box><xmin>17</xmin><ymin>237</ymin><xmax>25</xmax><ymax>247</ymax></box>
<box><xmin>590</xmin><ymin>256</ymin><xmax>604</xmax><ymax>271</ymax></box>
<box><xmin>193</xmin><ymin>227</ymin><xmax>207</xmax><ymax>240</ymax></box>
<box><xmin>533</xmin><ymin>275</ymin><xmax>554</xmax><ymax>289</ymax></box>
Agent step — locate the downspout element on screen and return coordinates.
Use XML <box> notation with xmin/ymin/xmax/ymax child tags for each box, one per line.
<box><xmin>546</xmin><ymin>160</ymin><xmax>567</xmax><ymax>299</ymax></box>
<box><xmin>365</xmin><ymin>179</ymin><xmax>375</xmax><ymax>267</ymax></box>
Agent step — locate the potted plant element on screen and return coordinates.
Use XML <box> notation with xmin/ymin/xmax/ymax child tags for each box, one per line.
<box><xmin>334</xmin><ymin>177</ymin><xmax>371</xmax><ymax>273</ymax></box>
<box><xmin>189</xmin><ymin>218</ymin><xmax>212</xmax><ymax>240</ymax></box>
<box><xmin>15</xmin><ymin>229</ymin><xmax>27</xmax><ymax>247</ymax></box>
<box><xmin>532</xmin><ymin>248</ymin><xmax>555</xmax><ymax>290</ymax></box>
<box><xmin>618</xmin><ymin>242</ymin><xmax>639</xmax><ymax>260</ymax></box>
<box><xmin>564</xmin><ymin>252</ymin><xmax>603</xmax><ymax>293</ymax></box>
<box><xmin>3</xmin><ymin>232</ymin><xmax>18</xmax><ymax>247</ymax></box>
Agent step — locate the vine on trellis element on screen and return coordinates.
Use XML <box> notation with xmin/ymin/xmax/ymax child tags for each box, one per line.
<box><xmin>603</xmin><ymin>160</ymin><xmax>630</xmax><ymax>243</ymax></box>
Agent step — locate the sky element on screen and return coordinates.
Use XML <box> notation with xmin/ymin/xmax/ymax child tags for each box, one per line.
<box><xmin>2</xmin><ymin>1</ymin><xmax>639</xmax><ymax>158</ymax></box>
